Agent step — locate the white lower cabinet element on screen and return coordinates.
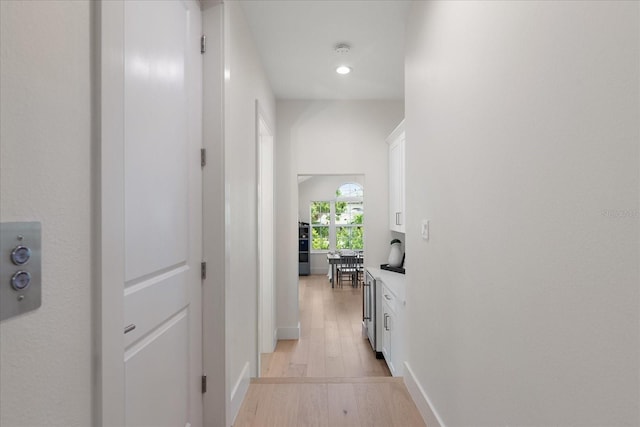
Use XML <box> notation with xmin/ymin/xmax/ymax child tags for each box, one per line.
<box><xmin>380</xmin><ymin>281</ymin><xmax>404</xmax><ymax>376</ymax></box>
<box><xmin>381</xmin><ymin>298</ymin><xmax>395</xmax><ymax>372</ymax></box>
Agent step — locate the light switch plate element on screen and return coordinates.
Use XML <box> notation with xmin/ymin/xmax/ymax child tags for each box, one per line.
<box><xmin>0</xmin><ymin>222</ymin><xmax>42</xmax><ymax>321</ymax></box>
<box><xmin>421</xmin><ymin>219</ymin><xmax>429</xmax><ymax>241</ymax></box>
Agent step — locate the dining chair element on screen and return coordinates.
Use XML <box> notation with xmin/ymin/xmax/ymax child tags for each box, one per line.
<box><xmin>337</xmin><ymin>255</ymin><xmax>359</xmax><ymax>287</ymax></box>
<box><xmin>355</xmin><ymin>253</ymin><xmax>364</xmax><ymax>286</ymax></box>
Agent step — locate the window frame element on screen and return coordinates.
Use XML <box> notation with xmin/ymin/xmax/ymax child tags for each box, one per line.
<box><xmin>310</xmin><ymin>183</ymin><xmax>364</xmax><ymax>253</ymax></box>
<box><xmin>310</xmin><ymin>200</ymin><xmax>332</xmax><ymax>251</ymax></box>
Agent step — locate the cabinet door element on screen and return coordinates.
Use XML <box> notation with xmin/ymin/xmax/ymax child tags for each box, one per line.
<box><xmin>381</xmin><ymin>300</ymin><xmax>391</xmax><ymax>366</ymax></box>
<box><xmin>389</xmin><ymin>136</ymin><xmax>405</xmax><ymax>233</ymax></box>
<box><xmin>389</xmin><ymin>307</ymin><xmax>403</xmax><ymax>376</ymax></box>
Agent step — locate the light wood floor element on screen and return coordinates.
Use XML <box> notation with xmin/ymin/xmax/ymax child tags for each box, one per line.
<box><xmin>233</xmin><ymin>275</ymin><xmax>426</xmax><ymax>427</ymax></box>
<box><xmin>260</xmin><ymin>274</ymin><xmax>389</xmax><ymax>378</ymax></box>
<box><xmin>233</xmin><ymin>377</ymin><xmax>427</xmax><ymax>427</ymax></box>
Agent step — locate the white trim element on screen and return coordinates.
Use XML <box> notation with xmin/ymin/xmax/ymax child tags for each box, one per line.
<box><xmin>386</xmin><ymin>119</ymin><xmax>405</xmax><ymax>145</ymax></box>
<box><xmin>201</xmin><ymin>2</ymin><xmax>226</xmax><ymax>427</ymax></box>
<box><xmin>277</xmin><ymin>322</ymin><xmax>300</xmax><ymax>340</ymax></box>
<box><xmin>273</xmin><ymin>327</ymin><xmax>278</xmax><ymax>350</ymax></box>
<box><xmin>229</xmin><ymin>362</ymin><xmax>250</xmax><ymax>426</ymax></box>
<box><xmin>256</xmin><ymin>100</ymin><xmax>276</xmax><ymax>359</ymax></box>
<box><xmin>98</xmin><ymin>1</ymin><xmax>126</xmax><ymax>424</ymax></box>
<box><xmin>403</xmin><ymin>362</ymin><xmax>446</xmax><ymax>427</ymax></box>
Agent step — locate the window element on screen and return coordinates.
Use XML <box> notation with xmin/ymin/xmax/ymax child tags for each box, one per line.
<box><xmin>336</xmin><ymin>200</ymin><xmax>363</xmax><ymax>250</ymax></box>
<box><xmin>336</xmin><ymin>182</ymin><xmax>363</xmax><ymax>199</ymax></box>
<box><xmin>310</xmin><ymin>183</ymin><xmax>364</xmax><ymax>251</ymax></box>
<box><xmin>310</xmin><ymin>201</ymin><xmax>330</xmax><ymax>250</ymax></box>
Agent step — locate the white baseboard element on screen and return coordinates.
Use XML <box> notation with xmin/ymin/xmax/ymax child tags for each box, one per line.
<box><xmin>272</xmin><ymin>328</ymin><xmax>278</xmax><ymax>351</ymax></box>
<box><xmin>229</xmin><ymin>362</ymin><xmax>250</xmax><ymax>427</ymax></box>
<box><xmin>277</xmin><ymin>322</ymin><xmax>300</xmax><ymax>340</ymax></box>
<box><xmin>403</xmin><ymin>362</ymin><xmax>446</xmax><ymax>427</ymax></box>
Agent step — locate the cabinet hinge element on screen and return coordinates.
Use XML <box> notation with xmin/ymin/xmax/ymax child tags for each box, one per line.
<box><xmin>201</xmin><ymin>35</ymin><xmax>206</xmax><ymax>54</ymax></box>
<box><xmin>200</xmin><ymin>148</ymin><xmax>206</xmax><ymax>168</ymax></box>
<box><xmin>201</xmin><ymin>262</ymin><xmax>207</xmax><ymax>280</ymax></box>
<box><xmin>201</xmin><ymin>375</ymin><xmax>207</xmax><ymax>393</ymax></box>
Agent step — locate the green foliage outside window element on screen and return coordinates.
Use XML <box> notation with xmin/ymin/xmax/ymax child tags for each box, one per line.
<box><xmin>311</xmin><ymin>201</ymin><xmax>330</xmax><ymax>225</ymax></box>
<box><xmin>312</xmin><ymin>226</ymin><xmax>330</xmax><ymax>250</ymax></box>
<box><xmin>336</xmin><ymin>226</ymin><xmax>363</xmax><ymax>250</ymax></box>
<box><xmin>310</xmin><ymin>184</ymin><xmax>364</xmax><ymax>251</ymax></box>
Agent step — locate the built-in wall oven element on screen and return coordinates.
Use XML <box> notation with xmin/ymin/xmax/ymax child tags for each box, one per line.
<box><xmin>363</xmin><ymin>269</ymin><xmax>383</xmax><ymax>358</ymax></box>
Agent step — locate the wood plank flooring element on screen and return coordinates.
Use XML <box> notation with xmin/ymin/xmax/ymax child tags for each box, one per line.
<box><xmin>261</xmin><ymin>274</ymin><xmax>389</xmax><ymax>378</ymax></box>
<box><xmin>233</xmin><ymin>275</ymin><xmax>426</xmax><ymax>427</ymax></box>
<box><xmin>233</xmin><ymin>377</ymin><xmax>426</xmax><ymax>427</ymax></box>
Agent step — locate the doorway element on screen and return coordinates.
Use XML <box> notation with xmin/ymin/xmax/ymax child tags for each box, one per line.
<box><xmin>257</xmin><ymin>103</ymin><xmax>276</xmax><ymax>369</ymax></box>
<box><xmin>260</xmin><ymin>174</ymin><xmax>389</xmax><ymax>378</ymax></box>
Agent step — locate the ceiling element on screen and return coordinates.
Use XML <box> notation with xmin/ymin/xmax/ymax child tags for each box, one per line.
<box><xmin>239</xmin><ymin>0</ymin><xmax>411</xmax><ymax>100</ymax></box>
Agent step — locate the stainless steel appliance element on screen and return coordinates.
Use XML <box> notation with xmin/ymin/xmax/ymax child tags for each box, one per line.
<box><xmin>363</xmin><ymin>269</ymin><xmax>383</xmax><ymax>358</ymax></box>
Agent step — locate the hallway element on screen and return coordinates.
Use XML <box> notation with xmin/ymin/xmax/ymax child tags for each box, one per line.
<box><xmin>233</xmin><ymin>377</ymin><xmax>425</xmax><ymax>427</ymax></box>
<box><xmin>235</xmin><ymin>275</ymin><xmax>426</xmax><ymax>426</ymax></box>
<box><xmin>261</xmin><ymin>275</ymin><xmax>389</xmax><ymax>378</ymax></box>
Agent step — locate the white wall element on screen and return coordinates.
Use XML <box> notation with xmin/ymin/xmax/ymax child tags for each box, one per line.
<box><xmin>0</xmin><ymin>1</ymin><xmax>93</xmax><ymax>426</ymax></box>
<box><xmin>276</xmin><ymin>100</ymin><xmax>404</xmax><ymax>336</ymax></box>
<box><xmin>222</xmin><ymin>0</ymin><xmax>276</xmax><ymax>422</ymax></box>
<box><xmin>298</xmin><ymin>175</ymin><xmax>365</xmax><ymax>274</ymax></box>
<box><xmin>404</xmin><ymin>1</ymin><xmax>639</xmax><ymax>426</ymax></box>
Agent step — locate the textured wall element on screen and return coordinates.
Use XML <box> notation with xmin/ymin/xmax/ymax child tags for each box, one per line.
<box><xmin>404</xmin><ymin>1</ymin><xmax>639</xmax><ymax>425</ymax></box>
<box><xmin>0</xmin><ymin>1</ymin><xmax>93</xmax><ymax>426</ymax></box>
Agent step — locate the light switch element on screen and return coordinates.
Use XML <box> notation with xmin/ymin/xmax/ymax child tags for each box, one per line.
<box><xmin>0</xmin><ymin>222</ymin><xmax>42</xmax><ymax>321</ymax></box>
<box><xmin>421</xmin><ymin>219</ymin><xmax>429</xmax><ymax>241</ymax></box>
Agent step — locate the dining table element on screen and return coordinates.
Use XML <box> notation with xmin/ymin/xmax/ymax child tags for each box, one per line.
<box><xmin>326</xmin><ymin>252</ymin><xmax>363</xmax><ymax>288</ymax></box>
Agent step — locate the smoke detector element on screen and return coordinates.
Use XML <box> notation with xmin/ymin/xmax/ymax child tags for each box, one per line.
<box><xmin>334</xmin><ymin>43</ymin><xmax>351</xmax><ymax>54</ymax></box>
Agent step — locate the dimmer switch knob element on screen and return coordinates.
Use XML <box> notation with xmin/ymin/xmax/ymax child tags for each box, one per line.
<box><xmin>11</xmin><ymin>245</ymin><xmax>32</xmax><ymax>265</ymax></box>
<box><xmin>11</xmin><ymin>271</ymin><xmax>31</xmax><ymax>291</ymax></box>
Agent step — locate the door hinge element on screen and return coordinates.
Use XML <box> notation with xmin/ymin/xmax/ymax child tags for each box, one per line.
<box><xmin>201</xmin><ymin>35</ymin><xmax>206</xmax><ymax>54</ymax></box>
<box><xmin>201</xmin><ymin>375</ymin><xmax>207</xmax><ymax>393</ymax></box>
<box><xmin>200</xmin><ymin>148</ymin><xmax>206</xmax><ymax>168</ymax></box>
<box><xmin>201</xmin><ymin>262</ymin><xmax>207</xmax><ymax>280</ymax></box>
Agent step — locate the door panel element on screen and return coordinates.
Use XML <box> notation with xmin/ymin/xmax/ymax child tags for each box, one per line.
<box><xmin>125</xmin><ymin>310</ymin><xmax>189</xmax><ymax>427</ymax></box>
<box><xmin>123</xmin><ymin>266</ymin><xmax>188</xmax><ymax>348</ymax></box>
<box><xmin>124</xmin><ymin>0</ymin><xmax>188</xmax><ymax>282</ymax></box>
<box><xmin>120</xmin><ymin>1</ymin><xmax>199</xmax><ymax>426</ymax></box>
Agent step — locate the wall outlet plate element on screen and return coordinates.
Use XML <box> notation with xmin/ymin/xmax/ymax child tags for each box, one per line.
<box><xmin>0</xmin><ymin>222</ymin><xmax>42</xmax><ymax>321</ymax></box>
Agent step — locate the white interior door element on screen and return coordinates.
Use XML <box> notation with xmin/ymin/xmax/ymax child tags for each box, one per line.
<box><xmin>257</xmin><ymin>106</ymin><xmax>276</xmax><ymax>359</ymax></box>
<box><xmin>99</xmin><ymin>1</ymin><xmax>203</xmax><ymax>426</ymax></box>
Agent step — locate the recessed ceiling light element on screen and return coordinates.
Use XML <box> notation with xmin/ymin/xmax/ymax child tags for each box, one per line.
<box><xmin>336</xmin><ymin>65</ymin><xmax>351</xmax><ymax>75</ymax></box>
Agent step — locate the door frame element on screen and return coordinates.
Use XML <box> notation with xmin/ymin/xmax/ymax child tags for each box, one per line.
<box><xmin>96</xmin><ymin>1</ymin><xmax>126</xmax><ymax>424</ymax></box>
<box><xmin>256</xmin><ymin>100</ymin><xmax>276</xmax><ymax>373</ymax></box>
<box><xmin>96</xmin><ymin>1</ymin><xmax>203</xmax><ymax>425</ymax></box>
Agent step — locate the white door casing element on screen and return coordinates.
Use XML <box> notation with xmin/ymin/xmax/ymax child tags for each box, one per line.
<box><xmin>201</xmin><ymin>2</ymin><xmax>226</xmax><ymax>426</ymax></box>
<box><xmin>98</xmin><ymin>1</ymin><xmax>203</xmax><ymax>426</ymax></box>
<box><xmin>257</xmin><ymin>102</ymin><xmax>276</xmax><ymax>362</ymax></box>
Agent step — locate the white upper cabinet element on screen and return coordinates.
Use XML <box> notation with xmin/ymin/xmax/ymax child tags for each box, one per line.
<box><xmin>387</xmin><ymin>120</ymin><xmax>405</xmax><ymax>233</ymax></box>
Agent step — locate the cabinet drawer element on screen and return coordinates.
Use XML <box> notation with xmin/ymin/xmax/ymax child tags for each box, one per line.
<box><xmin>381</xmin><ymin>284</ymin><xmax>398</xmax><ymax>313</ymax></box>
